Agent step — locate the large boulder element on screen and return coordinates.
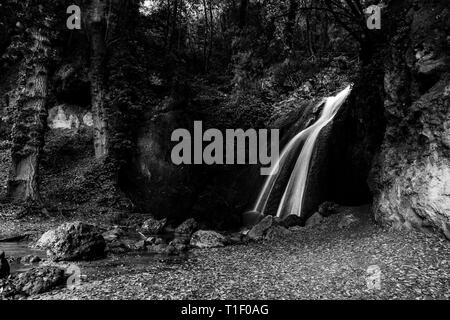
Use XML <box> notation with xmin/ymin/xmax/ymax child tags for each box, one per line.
<box><xmin>35</xmin><ymin>222</ymin><xmax>106</xmax><ymax>261</ymax></box>
<box><xmin>175</xmin><ymin>218</ymin><xmax>198</xmax><ymax>235</ymax></box>
<box><xmin>140</xmin><ymin>217</ymin><xmax>167</xmax><ymax>235</ymax></box>
<box><xmin>190</xmin><ymin>230</ymin><xmax>227</xmax><ymax>248</ymax></box>
<box><xmin>1</xmin><ymin>266</ymin><xmax>66</xmax><ymax>298</ymax></box>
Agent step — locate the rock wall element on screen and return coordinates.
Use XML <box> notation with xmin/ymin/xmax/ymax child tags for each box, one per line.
<box><xmin>128</xmin><ymin>110</ymin><xmax>197</xmax><ymax>221</ymax></box>
<box><xmin>129</xmin><ymin>107</ymin><xmax>257</xmax><ymax>229</ymax></box>
<box><xmin>48</xmin><ymin>105</ymin><xmax>93</xmax><ymax>130</ymax></box>
<box><xmin>370</xmin><ymin>0</ymin><xmax>450</xmax><ymax>239</ymax></box>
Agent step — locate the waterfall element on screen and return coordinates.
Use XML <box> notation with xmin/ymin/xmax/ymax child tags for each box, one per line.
<box><xmin>252</xmin><ymin>85</ymin><xmax>352</xmax><ymax>219</ymax></box>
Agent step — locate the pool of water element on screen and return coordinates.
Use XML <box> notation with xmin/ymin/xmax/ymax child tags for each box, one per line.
<box><xmin>0</xmin><ymin>242</ymin><xmax>46</xmax><ymax>273</ymax></box>
<box><xmin>0</xmin><ymin>232</ymin><xmax>192</xmax><ymax>276</ymax></box>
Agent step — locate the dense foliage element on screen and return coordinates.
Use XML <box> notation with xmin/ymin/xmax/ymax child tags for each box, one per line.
<box><xmin>0</xmin><ymin>0</ymin><xmax>383</xmax><ymax>226</ymax></box>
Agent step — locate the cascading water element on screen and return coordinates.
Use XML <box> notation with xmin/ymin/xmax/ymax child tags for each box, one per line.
<box><xmin>252</xmin><ymin>85</ymin><xmax>352</xmax><ymax>219</ymax></box>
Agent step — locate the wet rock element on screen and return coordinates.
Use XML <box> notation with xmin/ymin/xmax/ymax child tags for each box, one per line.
<box><xmin>0</xmin><ymin>252</ymin><xmax>10</xmax><ymax>279</ymax></box>
<box><xmin>248</xmin><ymin>215</ymin><xmax>276</xmax><ymax>240</ymax></box>
<box><xmin>175</xmin><ymin>218</ymin><xmax>199</xmax><ymax>235</ymax></box>
<box><xmin>305</xmin><ymin>212</ymin><xmax>324</xmax><ymax>227</ymax></box>
<box><xmin>140</xmin><ymin>217</ymin><xmax>167</xmax><ymax>235</ymax></box>
<box><xmin>265</xmin><ymin>225</ymin><xmax>291</xmax><ymax>240</ymax></box>
<box><xmin>134</xmin><ymin>240</ymin><xmax>146</xmax><ymax>251</ymax></box>
<box><xmin>242</xmin><ymin>211</ymin><xmax>264</xmax><ymax>228</ymax></box>
<box><xmin>318</xmin><ymin>202</ymin><xmax>339</xmax><ymax>217</ymax></box>
<box><xmin>154</xmin><ymin>237</ymin><xmax>165</xmax><ymax>245</ymax></box>
<box><xmin>145</xmin><ymin>236</ymin><xmax>157</xmax><ymax>245</ymax></box>
<box><xmin>20</xmin><ymin>255</ymin><xmax>41</xmax><ymax>265</ymax></box>
<box><xmin>102</xmin><ymin>227</ymin><xmax>125</xmax><ymax>242</ymax></box>
<box><xmin>338</xmin><ymin>214</ymin><xmax>359</xmax><ymax>229</ymax></box>
<box><xmin>164</xmin><ymin>244</ymin><xmax>179</xmax><ymax>256</ymax></box>
<box><xmin>35</xmin><ymin>222</ymin><xmax>106</xmax><ymax>261</ymax></box>
<box><xmin>1</xmin><ymin>266</ymin><xmax>65</xmax><ymax>297</ymax></box>
<box><xmin>190</xmin><ymin>230</ymin><xmax>227</xmax><ymax>248</ymax></box>
<box><xmin>226</xmin><ymin>232</ymin><xmax>247</xmax><ymax>245</ymax></box>
<box><xmin>273</xmin><ymin>217</ymin><xmax>282</xmax><ymax>225</ymax></box>
<box><xmin>106</xmin><ymin>239</ymin><xmax>130</xmax><ymax>254</ymax></box>
<box><xmin>280</xmin><ymin>215</ymin><xmax>303</xmax><ymax>228</ymax></box>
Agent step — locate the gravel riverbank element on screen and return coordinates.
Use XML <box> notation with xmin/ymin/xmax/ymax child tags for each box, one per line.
<box><xmin>12</xmin><ymin>206</ymin><xmax>447</xmax><ymax>300</ymax></box>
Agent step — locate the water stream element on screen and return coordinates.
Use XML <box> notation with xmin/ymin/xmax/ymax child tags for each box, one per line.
<box><xmin>0</xmin><ymin>242</ymin><xmax>46</xmax><ymax>273</ymax></box>
<box><xmin>252</xmin><ymin>85</ymin><xmax>352</xmax><ymax>219</ymax></box>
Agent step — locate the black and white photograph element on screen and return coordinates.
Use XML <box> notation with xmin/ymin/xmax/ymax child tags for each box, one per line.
<box><xmin>0</xmin><ymin>0</ymin><xmax>449</xmax><ymax>309</ymax></box>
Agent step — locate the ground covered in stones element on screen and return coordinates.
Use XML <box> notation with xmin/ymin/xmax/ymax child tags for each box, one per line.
<box><xmin>7</xmin><ymin>206</ymin><xmax>444</xmax><ymax>300</ymax></box>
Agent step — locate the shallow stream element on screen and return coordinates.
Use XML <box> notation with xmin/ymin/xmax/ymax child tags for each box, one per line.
<box><xmin>0</xmin><ymin>241</ymin><xmax>46</xmax><ymax>273</ymax></box>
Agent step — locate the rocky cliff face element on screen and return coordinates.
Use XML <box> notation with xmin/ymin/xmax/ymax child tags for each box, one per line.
<box><xmin>370</xmin><ymin>0</ymin><xmax>450</xmax><ymax>239</ymax></box>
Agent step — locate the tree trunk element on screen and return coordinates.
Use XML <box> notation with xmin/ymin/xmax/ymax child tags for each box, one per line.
<box><xmin>203</xmin><ymin>0</ymin><xmax>208</xmax><ymax>71</ymax></box>
<box><xmin>306</xmin><ymin>11</ymin><xmax>314</xmax><ymax>57</ymax></box>
<box><xmin>177</xmin><ymin>0</ymin><xmax>183</xmax><ymax>51</ymax></box>
<box><xmin>238</xmin><ymin>0</ymin><xmax>248</xmax><ymax>29</ymax></box>
<box><xmin>285</xmin><ymin>0</ymin><xmax>298</xmax><ymax>53</ymax></box>
<box><xmin>169</xmin><ymin>0</ymin><xmax>178</xmax><ymax>50</ymax></box>
<box><xmin>322</xmin><ymin>15</ymin><xmax>329</xmax><ymax>51</ymax></box>
<box><xmin>164</xmin><ymin>0</ymin><xmax>171</xmax><ymax>48</ymax></box>
<box><xmin>89</xmin><ymin>0</ymin><xmax>108</xmax><ymax>159</ymax></box>
<box><xmin>7</xmin><ymin>29</ymin><xmax>50</xmax><ymax>203</ymax></box>
<box><xmin>207</xmin><ymin>0</ymin><xmax>213</xmax><ymax>67</ymax></box>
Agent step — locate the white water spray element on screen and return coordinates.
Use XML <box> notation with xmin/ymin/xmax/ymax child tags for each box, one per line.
<box><xmin>252</xmin><ymin>85</ymin><xmax>352</xmax><ymax>219</ymax></box>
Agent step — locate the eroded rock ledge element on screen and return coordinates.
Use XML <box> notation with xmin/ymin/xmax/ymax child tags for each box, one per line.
<box><xmin>370</xmin><ymin>0</ymin><xmax>450</xmax><ymax>239</ymax></box>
